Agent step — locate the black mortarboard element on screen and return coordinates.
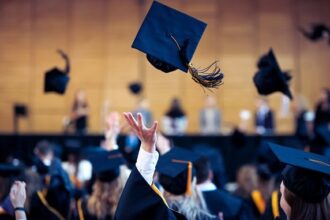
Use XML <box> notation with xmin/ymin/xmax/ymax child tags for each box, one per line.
<box><xmin>128</xmin><ymin>82</ymin><xmax>143</xmax><ymax>95</ymax></box>
<box><xmin>299</xmin><ymin>23</ymin><xmax>330</xmax><ymax>42</ymax></box>
<box><xmin>157</xmin><ymin>147</ymin><xmax>199</xmax><ymax>195</ymax></box>
<box><xmin>44</xmin><ymin>50</ymin><xmax>70</xmax><ymax>95</ymax></box>
<box><xmin>132</xmin><ymin>1</ymin><xmax>224</xmax><ymax>89</ymax></box>
<box><xmin>14</xmin><ymin>104</ymin><xmax>28</xmax><ymax>117</ymax></box>
<box><xmin>44</xmin><ymin>68</ymin><xmax>69</xmax><ymax>94</ymax></box>
<box><xmin>87</xmin><ymin>150</ymin><xmax>126</xmax><ymax>182</ymax></box>
<box><xmin>253</xmin><ymin>49</ymin><xmax>293</xmax><ymax>100</ymax></box>
<box><xmin>269</xmin><ymin>143</ymin><xmax>330</xmax><ymax>203</ymax></box>
<box><xmin>0</xmin><ymin>164</ymin><xmax>23</xmax><ymax>177</ymax></box>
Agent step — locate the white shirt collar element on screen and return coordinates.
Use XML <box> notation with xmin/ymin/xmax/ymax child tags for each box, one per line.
<box><xmin>197</xmin><ymin>181</ymin><xmax>217</xmax><ymax>192</ymax></box>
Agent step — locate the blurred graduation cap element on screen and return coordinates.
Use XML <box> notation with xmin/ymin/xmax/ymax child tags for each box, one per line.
<box><xmin>299</xmin><ymin>23</ymin><xmax>330</xmax><ymax>43</ymax></box>
<box><xmin>315</xmin><ymin>125</ymin><xmax>330</xmax><ymax>146</ymax></box>
<box><xmin>13</xmin><ymin>104</ymin><xmax>28</xmax><ymax>117</ymax></box>
<box><xmin>157</xmin><ymin>147</ymin><xmax>200</xmax><ymax>195</ymax></box>
<box><xmin>0</xmin><ymin>164</ymin><xmax>23</xmax><ymax>177</ymax></box>
<box><xmin>128</xmin><ymin>81</ymin><xmax>143</xmax><ymax>95</ymax></box>
<box><xmin>44</xmin><ymin>50</ymin><xmax>70</xmax><ymax>95</ymax></box>
<box><xmin>132</xmin><ymin>1</ymin><xmax>224</xmax><ymax>89</ymax></box>
<box><xmin>253</xmin><ymin>49</ymin><xmax>293</xmax><ymax>100</ymax></box>
<box><xmin>87</xmin><ymin>149</ymin><xmax>126</xmax><ymax>182</ymax></box>
<box><xmin>269</xmin><ymin>142</ymin><xmax>330</xmax><ymax>203</ymax></box>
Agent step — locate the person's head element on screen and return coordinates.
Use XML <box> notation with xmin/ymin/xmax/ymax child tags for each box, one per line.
<box><xmin>194</xmin><ymin>156</ymin><xmax>212</xmax><ymax>184</ymax></box>
<box><xmin>137</xmin><ymin>97</ymin><xmax>150</xmax><ymax>109</ymax></box>
<box><xmin>236</xmin><ymin>165</ymin><xmax>258</xmax><ymax>197</ymax></box>
<box><xmin>34</xmin><ymin>140</ymin><xmax>54</xmax><ymax>165</ymax></box>
<box><xmin>75</xmin><ymin>89</ymin><xmax>86</xmax><ymax>103</ymax></box>
<box><xmin>204</xmin><ymin>95</ymin><xmax>217</xmax><ymax>108</ymax></box>
<box><xmin>88</xmin><ymin>175</ymin><xmax>125</xmax><ymax>218</ymax></box>
<box><xmin>170</xmin><ymin>98</ymin><xmax>182</xmax><ymax>110</ymax></box>
<box><xmin>256</xmin><ymin>97</ymin><xmax>269</xmax><ymax>109</ymax></box>
<box><xmin>292</xmin><ymin>95</ymin><xmax>308</xmax><ymax>114</ymax></box>
<box><xmin>280</xmin><ymin>181</ymin><xmax>330</xmax><ymax>220</ymax></box>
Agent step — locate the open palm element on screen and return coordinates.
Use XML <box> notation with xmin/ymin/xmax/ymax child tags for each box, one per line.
<box><xmin>123</xmin><ymin>112</ymin><xmax>158</xmax><ymax>153</ymax></box>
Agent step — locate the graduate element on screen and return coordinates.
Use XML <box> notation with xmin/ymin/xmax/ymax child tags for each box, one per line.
<box><xmin>156</xmin><ymin>148</ymin><xmax>214</xmax><ymax>220</ymax></box>
<box><xmin>194</xmin><ymin>156</ymin><xmax>254</xmax><ymax>220</ymax></box>
<box><xmin>114</xmin><ymin>112</ymin><xmax>186</xmax><ymax>220</ymax></box>
<box><xmin>269</xmin><ymin>143</ymin><xmax>330</xmax><ymax>220</ymax></box>
<box><xmin>77</xmin><ymin>150</ymin><xmax>128</xmax><ymax>220</ymax></box>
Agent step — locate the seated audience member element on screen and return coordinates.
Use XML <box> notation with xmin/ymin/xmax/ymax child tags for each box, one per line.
<box><xmin>77</xmin><ymin>150</ymin><xmax>128</xmax><ymax>220</ymax></box>
<box><xmin>29</xmin><ymin>140</ymin><xmax>73</xmax><ymax>220</ymax></box>
<box><xmin>162</xmin><ymin>98</ymin><xmax>188</xmax><ymax>135</ymax></box>
<box><xmin>10</xmin><ymin>181</ymin><xmax>27</xmax><ymax>220</ymax></box>
<box><xmin>255</xmin><ymin>97</ymin><xmax>275</xmax><ymax>135</ymax></box>
<box><xmin>270</xmin><ymin>143</ymin><xmax>330</xmax><ymax>220</ymax></box>
<box><xmin>194</xmin><ymin>156</ymin><xmax>253</xmax><ymax>220</ymax></box>
<box><xmin>234</xmin><ymin>165</ymin><xmax>258</xmax><ymax>199</ymax></box>
<box><xmin>157</xmin><ymin>148</ymin><xmax>214</xmax><ymax>220</ymax></box>
<box><xmin>115</xmin><ymin>112</ymin><xmax>187</xmax><ymax>219</ymax></box>
<box><xmin>199</xmin><ymin>96</ymin><xmax>221</xmax><ymax>135</ymax></box>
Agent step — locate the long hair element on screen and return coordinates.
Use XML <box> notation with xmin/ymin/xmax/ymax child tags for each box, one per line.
<box><xmin>87</xmin><ymin>166</ymin><xmax>128</xmax><ymax>219</ymax></box>
<box><xmin>164</xmin><ymin>178</ymin><xmax>214</xmax><ymax>220</ymax></box>
<box><xmin>284</xmin><ymin>187</ymin><xmax>330</xmax><ymax>220</ymax></box>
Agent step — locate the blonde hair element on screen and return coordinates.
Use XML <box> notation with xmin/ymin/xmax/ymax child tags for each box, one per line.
<box><xmin>164</xmin><ymin>178</ymin><xmax>214</xmax><ymax>220</ymax></box>
<box><xmin>87</xmin><ymin>166</ymin><xmax>128</xmax><ymax>219</ymax></box>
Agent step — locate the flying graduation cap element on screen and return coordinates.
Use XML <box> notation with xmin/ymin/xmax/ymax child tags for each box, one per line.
<box><xmin>269</xmin><ymin>142</ymin><xmax>330</xmax><ymax>203</ymax></box>
<box><xmin>299</xmin><ymin>23</ymin><xmax>330</xmax><ymax>43</ymax></box>
<box><xmin>44</xmin><ymin>50</ymin><xmax>70</xmax><ymax>95</ymax></box>
<box><xmin>253</xmin><ymin>49</ymin><xmax>293</xmax><ymax>100</ymax></box>
<box><xmin>157</xmin><ymin>147</ymin><xmax>200</xmax><ymax>196</ymax></box>
<box><xmin>132</xmin><ymin>1</ymin><xmax>224</xmax><ymax>89</ymax></box>
<box><xmin>128</xmin><ymin>81</ymin><xmax>143</xmax><ymax>95</ymax></box>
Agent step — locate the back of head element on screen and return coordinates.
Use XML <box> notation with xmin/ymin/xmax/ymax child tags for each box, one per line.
<box><xmin>34</xmin><ymin>140</ymin><xmax>53</xmax><ymax>157</ymax></box>
<box><xmin>283</xmin><ymin>186</ymin><xmax>330</xmax><ymax>220</ymax></box>
<box><xmin>194</xmin><ymin>156</ymin><xmax>211</xmax><ymax>184</ymax></box>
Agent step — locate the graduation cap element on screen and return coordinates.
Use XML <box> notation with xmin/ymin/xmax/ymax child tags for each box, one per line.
<box><xmin>299</xmin><ymin>23</ymin><xmax>330</xmax><ymax>43</ymax></box>
<box><xmin>157</xmin><ymin>147</ymin><xmax>200</xmax><ymax>196</ymax></box>
<box><xmin>132</xmin><ymin>1</ymin><xmax>224</xmax><ymax>89</ymax></box>
<box><xmin>269</xmin><ymin>142</ymin><xmax>330</xmax><ymax>203</ymax></box>
<box><xmin>87</xmin><ymin>149</ymin><xmax>126</xmax><ymax>182</ymax></box>
<box><xmin>128</xmin><ymin>82</ymin><xmax>143</xmax><ymax>95</ymax></box>
<box><xmin>0</xmin><ymin>164</ymin><xmax>23</xmax><ymax>177</ymax></box>
<box><xmin>253</xmin><ymin>49</ymin><xmax>293</xmax><ymax>100</ymax></box>
<box><xmin>315</xmin><ymin>125</ymin><xmax>330</xmax><ymax>146</ymax></box>
<box><xmin>44</xmin><ymin>50</ymin><xmax>70</xmax><ymax>95</ymax></box>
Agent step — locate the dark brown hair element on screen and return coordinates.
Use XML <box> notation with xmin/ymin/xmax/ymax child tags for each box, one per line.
<box><xmin>284</xmin><ymin>187</ymin><xmax>330</xmax><ymax>220</ymax></box>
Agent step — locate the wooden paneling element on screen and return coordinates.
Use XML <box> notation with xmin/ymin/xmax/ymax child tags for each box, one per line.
<box><xmin>0</xmin><ymin>0</ymin><xmax>330</xmax><ymax>133</ymax></box>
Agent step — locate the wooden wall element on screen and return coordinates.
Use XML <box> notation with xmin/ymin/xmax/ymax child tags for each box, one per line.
<box><xmin>0</xmin><ymin>0</ymin><xmax>329</xmax><ymax>134</ymax></box>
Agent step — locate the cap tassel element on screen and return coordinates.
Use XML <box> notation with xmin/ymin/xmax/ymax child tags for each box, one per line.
<box><xmin>170</xmin><ymin>34</ymin><xmax>224</xmax><ymax>89</ymax></box>
<box><xmin>172</xmin><ymin>159</ymin><xmax>193</xmax><ymax>196</ymax></box>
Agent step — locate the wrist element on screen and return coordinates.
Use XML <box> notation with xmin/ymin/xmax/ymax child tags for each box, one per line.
<box><xmin>14</xmin><ymin>207</ymin><xmax>25</xmax><ymax>212</ymax></box>
<box><xmin>141</xmin><ymin>143</ymin><xmax>155</xmax><ymax>153</ymax></box>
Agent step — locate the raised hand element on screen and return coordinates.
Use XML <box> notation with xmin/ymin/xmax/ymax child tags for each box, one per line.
<box><xmin>123</xmin><ymin>112</ymin><xmax>158</xmax><ymax>153</ymax></box>
<box><xmin>9</xmin><ymin>181</ymin><xmax>26</xmax><ymax>208</ymax></box>
<box><xmin>105</xmin><ymin>112</ymin><xmax>121</xmax><ymax>139</ymax></box>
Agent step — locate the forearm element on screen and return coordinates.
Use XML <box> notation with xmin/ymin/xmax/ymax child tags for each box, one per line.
<box><xmin>135</xmin><ymin>144</ymin><xmax>159</xmax><ymax>185</ymax></box>
<box><xmin>14</xmin><ymin>210</ymin><xmax>26</xmax><ymax>220</ymax></box>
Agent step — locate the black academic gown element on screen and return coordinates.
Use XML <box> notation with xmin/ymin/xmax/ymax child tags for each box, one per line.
<box><xmin>114</xmin><ymin>167</ymin><xmax>186</xmax><ymax>220</ymax></box>
<box><xmin>202</xmin><ymin>189</ymin><xmax>253</xmax><ymax>220</ymax></box>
